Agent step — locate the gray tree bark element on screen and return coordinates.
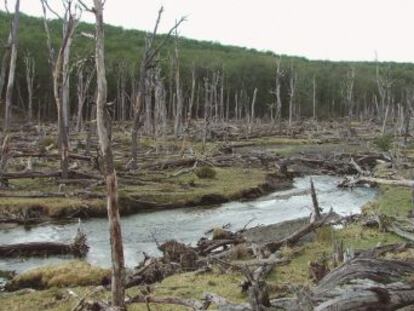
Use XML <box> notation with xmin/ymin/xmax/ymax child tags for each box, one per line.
<box><xmin>90</xmin><ymin>0</ymin><xmax>126</xmax><ymax>307</ymax></box>
<box><xmin>4</xmin><ymin>0</ymin><xmax>20</xmax><ymax>131</ymax></box>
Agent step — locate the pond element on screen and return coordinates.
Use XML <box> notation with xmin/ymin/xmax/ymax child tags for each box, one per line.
<box><xmin>0</xmin><ymin>175</ymin><xmax>376</xmax><ymax>273</ymax></box>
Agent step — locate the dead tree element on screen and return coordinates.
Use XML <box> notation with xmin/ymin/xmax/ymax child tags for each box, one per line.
<box><xmin>202</xmin><ymin>77</ymin><xmax>211</xmax><ymax>149</ymax></box>
<box><xmin>404</xmin><ymin>90</ymin><xmax>412</xmax><ymax>145</ymax></box>
<box><xmin>274</xmin><ymin>57</ymin><xmax>283</xmax><ymax>123</ymax></box>
<box><xmin>153</xmin><ymin>64</ymin><xmax>167</xmax><ymax>139</ymax></box>
<box><xmin>173</xmin><ymin>29</ymin><xmax>183</xmax><ymax>137</ymax></box>
<box><xmin>249</xmin><ymin>88</ymin><xmax>257</xmax><ymax>134</ymax></box>
<box><xmin>186</xmin><ymin>64</ymin><xmax>196</xmax><ymax>128</ymax></box>
<box><xmin>24</xmin><ymin>52</ymin><xmax>35</xmax><ymax>123</ymax></box>
<box><xmin>75</xmin><ymin>58</ymin><xmax>95</xmax><ymax>131</ymax></box>
<box><xmin>116</xmin><ymin>62</ymin><xmax>128</xmax><ymax>121</ymax></box>
<box><xmin>312</xmin><ymin>75</ymin><xmax>317</xmax><ymax>121</ymax></box>
<box><xmin>80</xmin><ymin>0</ymin><xmax>126</xmax><ymax>307</ymax></box>
<box><xmin>0</xmin><ymin>33</ymin><xmax>12</xmax><ymax>105</ymax></box>
<box><xmin>376</xmin><ymin>63</ymin><xmax>393</xmax><ymax>133</ymax></box>
<box><xmin>288</xmin><ymin>67</ymin><xmax>297</xmax><ymax>128</ymax></box>
<box><xmin>345</xmin><ymin>67</ymin><xmax>355</xmax><ymax>120</ymax></box>
<box><xmin>250</xmin><ymin>88</ymin><xmax>258</xmax><ymax>123</ymax></box>
<box><xmin>129</xmin><ymin>7</ymin><xmax>185</xmax><ymax>168</ymax></box>
<box><xmin>41</xmin><ymin>0</ymin><xmax>80</xmax><ymax>179</ymax></box>
<box><xmin>3</xmin><ymin>0</ymin><xmax>20</xmax><ymax>131</ymax></box>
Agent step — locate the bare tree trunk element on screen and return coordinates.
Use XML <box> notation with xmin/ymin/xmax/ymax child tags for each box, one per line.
<box><xmin>275</xmin><ymin>57</ymin><xmax>282</xmax><ymax>123</ymax></box>
<box><xmin>234</xmin><ymin>92</ymin><xmax>238</xmax><ymax>121</ymax></box>
<box><xmin>346</xmin><ymin>67</ymin><xmax>355</xmax><ymax>120</ymax></box>
<box><xmin>202</xmin><ymin>77</ymin><xmax>210</xmax><ymax>149</ymax></box>
<box><xmin>0</xmin><ymin>33</ymin><xmax>12</xmax><ymax>105</ymax></box>
<box><xmin>41</xmin><ymin>0</ymin><xmax>79</xmax><ymax>179</ymax></box>
<box><xmin>288</xmin><ymin>68</ymin><xmax>296</xmax><ymax>128</ymax></box>
<box><xmin>91</xmin><ymin>0</ymin><xmax>125</xmax><ymax>307</ymax></box>
<box><xmin>4</xmin><ymin>0</ymin><xmax>20</xmax><ymax>131</ymax></box>
<box><xmin>24</xmin><ymin>53</ymin><xmax>35</xmax><ymax>123</ymax></box>
<box><xmin>249</xmin><ymin>88</ymin><xmax>257</xmax><ymax>134</ymax></box>
<box><xmin>187</xmin><ymin>65</ymin><xmax>196</xmax><ymax>128</ymax></box>
<box><xmin>76</xmin><ymin>60</ymin><xmax>94</xmax><ymax>132</ymax></box>
<box><xmin>220</xmin><ymin>70</ymin><xmax>224</xmax><ymax>122</ymax></box>
<box><xmin>62</xmin><ymin>25</ymin><xmax>72</xmax><ymax>134</ymax></box>
<box><xmin>130</xmin><ymin>8</ymin><xmax>185</xmax><ymax>167</ymax></box>
<box><xmin>312</xmin><ymin>75</ymin><xmax>317</xmax><ymax>121</ymax></box>
<box><xmin>174</xmin><ymin>33</ymin><xmax>183</xmax><ymax>137</ymax></box>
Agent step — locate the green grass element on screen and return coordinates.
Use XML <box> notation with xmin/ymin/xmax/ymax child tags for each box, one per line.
<box><xmin>6</xmin><ymin>261</ymin><xmax>110</xmax><ymax>290</ymax></box>
<box><xmin>268</xmin><ymin>223</ymin><xmax>402</xmax><ymax>287</ymax></box>
<box><xmin>0</xmin><ymin>167</ymin><xmax>269</xmax><ymax>218</ymax></box>
<box><xmin>121</xmin><ymin>167</ymin><xmax>268</xmax><ymax>206</ymax></box>
<box><xmin>363</xmin><ymin>185</ymin><xmax>412</xmax><ymax>218</ymax></box>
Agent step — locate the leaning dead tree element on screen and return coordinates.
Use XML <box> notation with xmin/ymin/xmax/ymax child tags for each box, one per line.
<box><xmin>3</xmin><ymin>0</ymin><xmax>20</xmax><ymax>131</ymax></box>
<box><xmin>40</xmin><ymin>0</ymin><xmax>80</xmax><ymax>179</ymax></box>
<box><xmin>129</xmin><ymin>7</ymin><xmax>185</xmax><ymax>168</ymax></box>
<box><xmin>78</xmin><ymin>0</ymin><xmax>126</xmax><ymax>308</ymax></box>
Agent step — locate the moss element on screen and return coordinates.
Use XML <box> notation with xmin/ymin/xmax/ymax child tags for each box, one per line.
<box><xmin>195</xmin><ymin>166</ymin><xmax>217</xmax><ymax>179</ymax></box>
<box><xmin>7</xmin><ymin>261</ymin><xmax>110</xmax><ymax>291</ymax></box>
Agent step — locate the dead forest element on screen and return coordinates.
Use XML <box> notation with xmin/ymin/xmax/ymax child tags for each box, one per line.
<box><xmin>1</xmin><ymin>1</ymin><xmax>414</xmax><ymax>311</ymax></box>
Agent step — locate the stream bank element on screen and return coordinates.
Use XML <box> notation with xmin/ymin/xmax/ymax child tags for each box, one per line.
<box><xmin>0</xmin><ymin>175</ymin><xmax>376</xmax><ymax>274</ymax></box>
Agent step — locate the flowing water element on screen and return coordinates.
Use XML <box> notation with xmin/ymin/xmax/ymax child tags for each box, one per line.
<box><xmin>0</xmin><ymin>175</ymin><xmax>376</xmax><ymax>274</ymax></box>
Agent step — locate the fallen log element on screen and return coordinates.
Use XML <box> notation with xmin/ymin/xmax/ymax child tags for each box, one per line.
<box><xmin>219</xmin><ymin>258</ymin><xmax>414</xmax><ymax>311</ymax></box>
<box><xmin>2</xmin><ymin>170</ymin><xmax>100</xmax><ymax>180</ymax></box>
<box><xmin>127</xmin><ymin>294</ymin><xmax>209</xmax><ymax>310</ymax></box>
<box><xmin>339</xmin><ymin>176</ymin><xmax>414</xmax><ymax>188</ymax></box>
<box><xmin>265</xmin><ymin>209</ymin><xmax>333</xmax><ymax>253</ymax></box>
<box><xmin>140</xmin><ymin>158</ymin><xmax>197</xmax><ymax>170</ymax></box>
<box><xmin>12</xmin><ymin>152</ymin><xmax>92</xmax><ymax>162</ymax></box>
<box><xmin>350</xmin><ymin>157</ymin><xmax>370</xmax><ymax>176</ymax></box>
<box><xmin>0</xmin><ymin>230</ymin><xmax>88</xmax><ymax>258</ymax></box>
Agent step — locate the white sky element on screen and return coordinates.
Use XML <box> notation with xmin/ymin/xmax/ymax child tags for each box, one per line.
<box><xmin>2</xmin><ymin>0</ymin><xmax>414</xmax><ymax>63</ymax></box>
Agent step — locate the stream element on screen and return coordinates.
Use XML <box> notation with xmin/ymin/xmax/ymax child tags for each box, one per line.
<box><xmin>0</xmin><ymin>175</ymin><xmax>376</xmax><ymax>274</ymax></box>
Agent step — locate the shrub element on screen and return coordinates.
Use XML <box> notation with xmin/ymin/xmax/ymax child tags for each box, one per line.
<box><xmin>195</xmin><ymin>166</ymin><xmax>217</xmax><ymax>179</ymax></box>
<box><xmin>373</xmin><ymin>134</ymin><xmax>393</xmax><ymax>152</ymax></box>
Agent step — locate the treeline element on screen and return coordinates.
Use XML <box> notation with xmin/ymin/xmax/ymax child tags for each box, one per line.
<box><xmin>1</xmin><ymin>10</ymin><xmax>414</xmax><ymax>123</ymax></box>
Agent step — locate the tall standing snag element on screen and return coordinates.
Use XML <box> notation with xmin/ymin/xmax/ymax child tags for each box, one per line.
<box><xmin>81</xmin><ymin>0</ymin><xmax>126</xmax><ymax>308</ymax></box>
<box><xmin>40</xmin><ymin>0</ymin><xmax>80</xmax><ymax>179</ymax></box>
<box><xmin>4</xmin><ymin>0</ymin><xmax>20</xmax><ymax>131</ymax></box>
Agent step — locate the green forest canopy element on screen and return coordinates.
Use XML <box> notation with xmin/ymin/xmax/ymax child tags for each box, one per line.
<box><xmin>1</xmin><ymin>11</ymin><xmax>414</xmax><ymax>120</ymax></box>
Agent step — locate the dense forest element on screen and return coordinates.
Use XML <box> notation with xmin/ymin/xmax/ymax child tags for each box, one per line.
<box><xmin>2</xmin><ymin>10</ymin><xmax>414</xmax><ymax>123</ymax></box>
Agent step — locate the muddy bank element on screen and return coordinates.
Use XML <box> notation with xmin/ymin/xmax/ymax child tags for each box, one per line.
<box><xmin>0</xmin><ymin>171</ymin><xmax>293</xmax><ymax>222</ymax></box>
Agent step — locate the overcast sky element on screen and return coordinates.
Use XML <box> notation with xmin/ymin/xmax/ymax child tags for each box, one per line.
<box><xmin>2</xmin><ymin>0</ymin><xmax>414</xmax><ymax>63</ymax></box>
